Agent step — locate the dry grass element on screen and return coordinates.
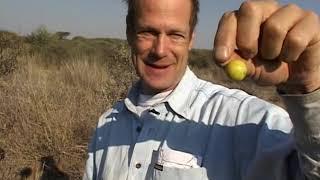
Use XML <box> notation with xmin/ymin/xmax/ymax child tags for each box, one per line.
<box><xmin>0</xmin><ymin>53</ymin><xmax>135</xmax><ymax>179</ymax></box>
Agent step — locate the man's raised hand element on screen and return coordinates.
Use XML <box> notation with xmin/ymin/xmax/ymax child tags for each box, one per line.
<box><xmin>214</xmin><ymin>1</ymin><xmax>320</xmax><ymax>93</ymax></box>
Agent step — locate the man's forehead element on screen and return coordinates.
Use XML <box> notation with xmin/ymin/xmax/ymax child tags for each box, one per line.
<box><xmin>135</xmin><ymin>0</ymin><xmax>192</xmax><ymax>14</ymax></box>
<box><xmin>135</xmin><ymin>0</ymin><xmax>192</xmax><ymax>29</ymax></box>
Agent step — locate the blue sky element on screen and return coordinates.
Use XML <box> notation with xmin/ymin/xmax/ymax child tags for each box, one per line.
<box><xmin>1</xmin><ymin>0</ymin><xmax>320</xmax><ymax>49</ymax></box>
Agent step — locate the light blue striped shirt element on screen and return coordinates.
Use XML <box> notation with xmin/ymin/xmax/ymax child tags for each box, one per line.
<box><xmin>83</xmin><ymin>67</ymin><xmax>311</xmax><ymax>180</ymax></box>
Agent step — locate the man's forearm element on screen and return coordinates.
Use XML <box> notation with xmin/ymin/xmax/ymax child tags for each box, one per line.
<box><xmin>282</xmin><ymin>89</ymin><xmax>320</xmax><ymax>179</ymax></box>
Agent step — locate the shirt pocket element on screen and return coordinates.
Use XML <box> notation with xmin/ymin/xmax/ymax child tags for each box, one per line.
<box><xmin>147</xmin><ymin>148</ymin><xmax>209</xmax><ymax>180</ymax></box>
<box><xmin>151</xmin><ymin>166</ymin><xmax>209</xmax><ymax>180</ymax></box>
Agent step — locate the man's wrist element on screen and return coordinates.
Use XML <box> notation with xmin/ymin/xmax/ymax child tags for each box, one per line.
<box><xmin>276</xmin><ymin>83</ymin><xmax>320</xmax><ymax>95</ymax></box>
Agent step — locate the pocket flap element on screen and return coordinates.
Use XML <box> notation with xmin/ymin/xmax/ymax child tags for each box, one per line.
<box><xmin>158</xmin><ymin>148</ymin><xmax>202</xmax><ymax>168</ymax></box>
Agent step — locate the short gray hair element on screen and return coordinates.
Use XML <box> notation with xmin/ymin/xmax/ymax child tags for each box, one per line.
<box><xmin>123</xmin><ymin>0</ymin><xmax>199</xmax><ymax>34</ymax></box>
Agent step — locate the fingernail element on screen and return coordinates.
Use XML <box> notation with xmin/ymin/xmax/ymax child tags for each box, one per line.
<box><xmin>214</xmin><ymin>46</ymin><xmax>230</xmax><ymax>61</ymax></box>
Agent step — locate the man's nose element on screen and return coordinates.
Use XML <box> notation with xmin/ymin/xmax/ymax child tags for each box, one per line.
<box><xmin>152</xmin><ymin>35</ymin><xmax>168</xmax><ymax>58</ymax></box>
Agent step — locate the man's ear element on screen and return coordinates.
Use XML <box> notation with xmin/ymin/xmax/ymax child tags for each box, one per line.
<box><xmin>126</xmin><ymin>28</ymin><xmax>134</xmax><ymax>47</ymax></box>
<box><xmin>188</xmin><ymin>32</ymin><xmax>195</xmax><ymax>50</ymax></box>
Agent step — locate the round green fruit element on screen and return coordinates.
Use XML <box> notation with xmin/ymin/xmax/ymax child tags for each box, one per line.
<box><xmin>225</xmin><ymin>59</ymin><xmax>247</xmax><ymax>81</ymax></box>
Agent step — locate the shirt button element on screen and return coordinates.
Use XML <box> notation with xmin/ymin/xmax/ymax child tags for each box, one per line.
<box><xmin>135</xmin><ymin>163</ymin><xmax>142</xmax><ymax>169</ymax></box>
<box><xmin>136</xmin><ymin>126</ymin><xmax>142</xmax><ymax>133</ymax></box>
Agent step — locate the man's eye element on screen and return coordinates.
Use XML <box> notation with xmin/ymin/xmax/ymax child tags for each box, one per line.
<box><xmin>170</xmin><ymin>33</ymin><xmax>185</xmax><ymax>41</ymax></box>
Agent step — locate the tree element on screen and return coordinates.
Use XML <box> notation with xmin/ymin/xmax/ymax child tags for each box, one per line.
<box><xmin>55</xmin><ymin>31</ymin><xmax>71</xmax><ymax>40</ymax></box>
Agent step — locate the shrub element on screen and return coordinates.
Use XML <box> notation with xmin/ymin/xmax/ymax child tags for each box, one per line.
<box><xmin>0</xmin><ymin>31</ymin><xmax>23</xmax><ymax>76</ymax></box>
<box><xmin>72</xmin><ymin>36</ymin><xmax>86</xmax><ymax>41</ymax></box>
<box><xmin>107</xmin><ymin>42</ymin><xmax>137</xmax><ymax>99</ymax></box>
<box><xmin>25</xmin><ymin>25</ymin><xmax>57</xmax><ymax>48</ymax></box>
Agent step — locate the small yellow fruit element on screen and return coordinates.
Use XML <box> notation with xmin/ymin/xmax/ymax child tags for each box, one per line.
<box><xmin>225</xmin><ymin>59</ymin><xmax>247</xmax><ymax>81</ymax></box>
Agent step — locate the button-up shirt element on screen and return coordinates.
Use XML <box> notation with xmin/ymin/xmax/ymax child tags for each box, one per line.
<box><xmin>83</xmin><ymin>67</ymin><xmax>320</xmax><ymax>180</ymax></box>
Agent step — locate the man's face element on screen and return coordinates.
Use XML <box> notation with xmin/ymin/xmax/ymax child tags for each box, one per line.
<box><xmin>128</xmin><ymin>0</ymin><xmax>195</xmax><ymax>94</ymax></box>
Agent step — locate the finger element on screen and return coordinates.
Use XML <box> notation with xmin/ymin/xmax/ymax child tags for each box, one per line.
<box><xmin>237</xmin><ymin>1</ymin><xmax>278</xmax><ymax>59</ymax></box>
<box><xmin>260</xmin><ymin>4</ymin><xmax>305</xmax><ymax>60</ymax></box>
<box><xmin>276</xmin><ymin>41</ymin><xmax>320</xmax><ymax>93</ymax></box>
<box><xmin>252</xmin><ymin>58</ymin><xmax>289</xmax><ymax>86</ymax></box>
<box><xmin>292</xmin><ymin>41</ymin><xmax>320</xmax><ymax>89</ymax></box>
<box><xmin>214</xmin><ymin>11</ymin><xmax>237</xmax><ymax>65</ymax></box>
<box><xmin>279</xmin><ymin>11</ymin><xmax>320</xmax><ymax>62</ymax></box>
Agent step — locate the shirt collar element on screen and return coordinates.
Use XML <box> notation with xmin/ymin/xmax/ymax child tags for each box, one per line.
<box><xmin>164</xmin><ymin>67</ymin><xmax>198</xmax><ymax>119</ymax></box>
<box><xmin>124</xmin><ymin>81</ymin><xmax>141</xmax><ymax>115</ymax></box>
<box><xmin>124</xmin><ymin>67</ymin><xmax>198</xmax><ymax>119</ymax></box>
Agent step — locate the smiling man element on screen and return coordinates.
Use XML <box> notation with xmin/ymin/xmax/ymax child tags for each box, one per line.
<box><xmin>83</xmin><ymin>0</ymin><xmax>320</xmax><ymax>179</ymax></box>
<box><xmin>127</xmin><ymin>0</ymin><xmax>195</xmax><ymax>95</ymax></box>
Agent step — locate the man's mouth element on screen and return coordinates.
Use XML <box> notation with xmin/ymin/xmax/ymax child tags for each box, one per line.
<box><xmin>146</xmin><ymin>62</ymin><xmax>171</xmax><ymax>69</ymax></box>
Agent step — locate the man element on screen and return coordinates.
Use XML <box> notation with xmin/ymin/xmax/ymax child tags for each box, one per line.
<box><xmin>84</xmin><ymin>0</ymin><xmax>320</xmax><ymax>179</ymax></box>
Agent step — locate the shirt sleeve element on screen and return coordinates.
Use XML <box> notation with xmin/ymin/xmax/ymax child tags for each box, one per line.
<box><xmin>281</xmin><ymin>89</ymin><xmax>320</xmax><ymax>179</ymax></box>
<box><xmin>83</xmin><ymin>129</ymin><xmax>97</xmax><ymax>180</ymax></box>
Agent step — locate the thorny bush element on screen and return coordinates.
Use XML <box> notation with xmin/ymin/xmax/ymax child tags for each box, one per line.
<box><xmin>0</xmin><ymin>31</ymin><xmax>24</xmax><ymax>76</ymax></box>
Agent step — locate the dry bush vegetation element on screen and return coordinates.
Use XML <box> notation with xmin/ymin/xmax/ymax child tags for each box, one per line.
<box><xmin>0</xmin><ymin>31</ymin><xmax>24</xmax><ymax>76</ymax></box>
<box><xmin>0</xmin><ymin>28</ymin><xmax>282</xmax><ymax>179</ymax></box>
